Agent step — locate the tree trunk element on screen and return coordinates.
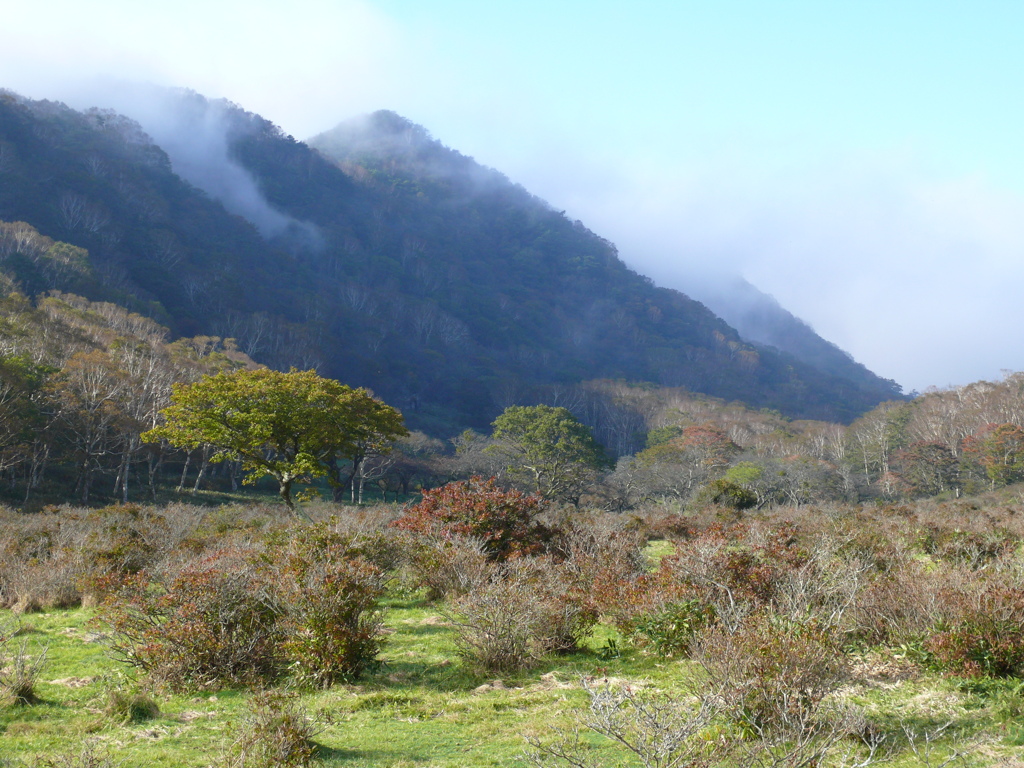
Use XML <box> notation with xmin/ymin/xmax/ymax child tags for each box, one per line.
<box><xmin>280</xmin><ymin>477</ymin><xmax>295</xmax><ymax>512</ymax></box>
<box><xmin>191</xmin><ymin>446</ymin><xmax>211</xmax><ymax>494</ymax></box>
<box><xmin>177</xmin><ymin>449</ymin><xmax>192</xmax><ymax>492</ymax></box>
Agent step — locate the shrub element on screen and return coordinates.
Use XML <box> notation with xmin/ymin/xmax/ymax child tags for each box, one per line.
<box><xmin>696</xmin><ymin>478</ymin><xmax>758</xmax><ymax>510</ymax></box>
<box><xmin>100</xmin><ymin>549</ymin><xmax>285</xmax><ymax>691</ymax></box>
<box><xmin>0</xmin><ymin>512</ymin><xmax>82</xmax><ymax>612</ymax></box>
<box><xmin>599</xmin><ymin>523</ymin><xmax>808</xmax><ymax>646</ymax></box>
<box><xmin>28</xmin><ymin>742</ymin><xmax>122</xmax><ymax>768</ymax></box>
<box><xmin>848</xmin><ymin>560</ymin><xmax>942</xmax><ymax>645</ymax></box>
<box><xmin>526</xmin><ymin>672</ymin><xmax>864</xmax><ymax>768</ymax></box>
<box><xmin>0</xmin><ymin>617</ymin><xmax>48</xmax><ymax>706</ymax></box>
<box><xmin>77</xmin><ymin>504</ymin><xmax>162</xmax><ymax>575</ymax></box>
<box><xmin>276</xmin><ymin>525</ymin><xmax>388</xmax><ymax>688</ymax></box>
<box><xmin>555</xmin><ymin>516</ymin><xmax>648</xmax><ymax>594</ymax></box>
<box><xmin>393</xmin><ymin>476</ymin><xmax>553</xmax><ymax>561</ymax></box>
<box><xmin>925</xmin><ymin>583</ymin><xmax>1024</xmax><ymax>677</ymax></box>
<box><xmin>525</xmin><ymin>675</ymin><xmax>725</xmax><ymax>768</ymax></box>
<box><xmin>660</xmin><ymin>524</ymin><xmax>808</xmax><ymax>625</ymax></box>
<box><xmin>917</xmin><ymin>525</ymin><xmax>1016</xmax><ymax>569</ymax></box>
<box><xmin>104</xmin><ymin>688</ymin><xmax>160</xmax><ymax>724</ymax></box>
<box><xmin>400</xmin><ymin>533</ymin><xmax>492</xmax><ymax>600</ymax></box>
<box><xmin>629</xmin><ymin>598</ymin><xmax>716</xmax><ymax>656</ymax></box>
<box><xmin>224</xmin><ymin>690</ymin><xmax>321</xmax><ymax>768</ymax></box>
<box><xmin>695</xmin><ymin>611</ymin><xmax>849</xmax><ymax>736</ymax></box>
<box><xmin>446</xmin><ymin>557</ymin><xmax>597</xmax><ymax>673</ymax></box>
<box><xmin>0</xmin><ymin>637</ymin><xmax>48</xmax><ymax>705</ymax></box>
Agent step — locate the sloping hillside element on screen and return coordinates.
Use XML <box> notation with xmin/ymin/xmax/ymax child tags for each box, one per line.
<box><xmin>0</xmin><ymin>90</ymin><xmax>902</xmax><ymax>431</ymax></box>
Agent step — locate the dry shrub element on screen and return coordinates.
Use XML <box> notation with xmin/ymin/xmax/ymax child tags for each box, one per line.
<box><xmin>99</xmin><ymin>525</ymin><xmax>389</xmax><ymax>691</ymax></box>
<box><xmin>400</xmin><ymin>533</ymin><xmax>492</xmax><ymax>600</ymax></box>
<box><xmin>925</xmin><ymin>578</ymin><xmax>1024</xmax><ymax>677</ymax></box>
<box><xmin>0</xmin><ymin>511</ymin><xmax>81</xmax><ymax>611</ymax></box>
<box><xmin>0</xmin><ymin>640</ymin><xmax>48</xmax><ymax>705</ymax></box>
<box><xmin>667</xmin><ymin>524</ymin><xmax>808</xmax><ymax>620</ymax></box>
<box><xmin>527</xmin><ymin>671</ymin><xmax>867</xmax><ymax>768</ymax></box>
<box><xmin>849</xmin><ymin>560</ymin><xmax>946</xmax><ymax>646</ymax></box>
<box><xmin>194</xmin><ymin>503</ymin><xmax>278</xmax><ymax>541</ymax></box>
<box><xmin>321</xmin><ymin>507</ymin><xmax>407</xmax><ymax>573</ymax></box>
<box><xmin>101</xmin><ymin>548</ymin><xmax>285</xmax><ymax>691</ymax></box>
<box><xmin>916</xmin><ymin>524</ymin><xmax>1017</xmax><ymax>569</ymax></box>
<box><xmin>224</xmin><ymin>690</ymin><xmax>321</xmax><ymax>768</ymax></box>
<box><xmin>0</xmin><ymin>503</ymin><xmax>200</xmax><ymax>612</ymax></box>
<box><xmin>772</xmin><ymin>533</ymin><xmax>872</xmax><ymax>631</ymax></box>
<box><xmin>601</xmin><ymin>523</ymin><xmax>812</xmax><ymax>648</ymax></box>
<box><xmin>694</xmin><ymin>611</ymin><xmax>849</xmax><ymax>737</ymax></box>
<box><xmin>446</xmin><ymin>557</ymin><xmax>597</xmax><ymax>673</ymax></box>
<box><xmin>28</xmin><ymin>742</ymin><xmax>122</xmax><ymax>768</ymax></box>
<box><xmin>556</xmin><ymin>515</ymin><xmax>648</xmax><ymax>587</ymax></box>
<box><xmin>525</xmin><ymin>675</ymin><xmax>725</xmax><ymax>768</ymax></box>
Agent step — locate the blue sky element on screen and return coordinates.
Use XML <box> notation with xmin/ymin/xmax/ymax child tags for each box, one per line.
<box><xmin>3</xmin><ymin>0</ymin><xmax>1024</xmax><ymax>392</ymax></box>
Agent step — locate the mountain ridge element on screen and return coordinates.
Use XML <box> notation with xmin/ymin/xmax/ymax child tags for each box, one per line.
<box><xmin>0</xmin><ymin>90</ymin><xmax>903</xmax><ymax>437</ymax></box>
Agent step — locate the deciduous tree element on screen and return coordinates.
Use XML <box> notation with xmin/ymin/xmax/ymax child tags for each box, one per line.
<box><xmin>143</xmin><ymin>368</ymin><xmax>406</xmax><ymax>511</ymax></box>
<box><xmin>488</xmin><ymin>405</ymin><xmax>609</xmax><ymax>505</ymax></box>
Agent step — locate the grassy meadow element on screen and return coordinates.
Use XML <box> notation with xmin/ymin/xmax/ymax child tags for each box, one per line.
<box><xmin>2</xmin><ymin>494</ymin><xmax>1024</xmax><ymax>767</ymax></box>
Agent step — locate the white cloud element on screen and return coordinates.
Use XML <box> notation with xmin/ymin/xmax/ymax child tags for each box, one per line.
<box><xmin>522</xmin><ymin>148</ymin><xmax>1024</xmax><ymax>392</ymax></box>
<box><xmin>0</xmin><ymin>0</ymin><xmax>413</xmax><ymax>138</ymax></box>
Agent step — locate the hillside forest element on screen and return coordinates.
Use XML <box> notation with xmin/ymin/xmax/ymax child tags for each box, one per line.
<box><xmin>0</xmin><ymin>89</ymin><xmax>902</xmax><ymax>435</ymax></box>
<box><xmin>1</xmin><ymin>233</ymin><xmax>1022</xmax><ymax>513</ymax></box>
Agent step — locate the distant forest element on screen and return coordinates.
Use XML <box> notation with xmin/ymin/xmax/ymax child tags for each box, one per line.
<box><xmin>1</xmin><ymin>257</ymin><xmax>1021</xmax><ymax>510</ymax></box>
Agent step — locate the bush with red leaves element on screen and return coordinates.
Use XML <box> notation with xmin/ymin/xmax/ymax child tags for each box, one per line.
<box><xmin>925</xmin><ymin>583</ymin><xmax>1024</xmax><ymax>678</ymax></box>
<box><xmin>393</xmin><ymin>477</ymin><xmax>553</xmax><ymax>561</ymax></box>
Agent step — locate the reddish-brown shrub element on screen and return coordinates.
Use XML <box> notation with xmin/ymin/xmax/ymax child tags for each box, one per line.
<box><xmin>275</xmin><ymin>523</ymin><xmax>388</xmax><ymax>687</ymax></box>
<box><xmin>925</xmin><ymin>583</ymin><xmax>1024</xmax><ymax>677</ymax></box>
<box><xmin>100</xmin><ymin>549</ymin><xmax>285</xmax><ymax>690</ymax></box>
<box><xmin>393</xmin><ymin>476</ymin><xmax>553</xmax><ymax>561</ymax></box>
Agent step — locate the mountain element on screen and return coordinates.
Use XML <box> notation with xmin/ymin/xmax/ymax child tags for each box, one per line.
<box><xmin>691</xmin><ymin>275</ymin><xmax>900</xmax><ymax>395</ymax></box>
<box><xmin>0</xmin><ymin>90</ymin><xmax>902</xmax><ymax>434</ymax></box>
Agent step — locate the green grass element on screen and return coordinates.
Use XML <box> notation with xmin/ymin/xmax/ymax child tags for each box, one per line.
<box><xmin>2</xmin><ymin>593</ymin><xmax>1023</xmax><ymax>766</ymax></box>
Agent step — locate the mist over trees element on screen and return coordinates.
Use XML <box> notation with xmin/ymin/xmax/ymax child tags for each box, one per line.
<box><xmin>0</xmin><ymin>89</ymin><xmax>902</xmax><ymax>438</ymax></box>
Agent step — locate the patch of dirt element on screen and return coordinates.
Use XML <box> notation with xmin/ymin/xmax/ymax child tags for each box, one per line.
<box><xmin>531</xmin><ymin>672</ymin><xmax>573</xmax><ymax>691</ymax></box>
<box><xmin>850</xmin><ymin>652</ymin><xmax>920</xmax><ymax>687</ymax></box>
<box><xmin>49</xmin><ymin>676</ymin><xmax>97</xmax><ymax>688</ymax></box>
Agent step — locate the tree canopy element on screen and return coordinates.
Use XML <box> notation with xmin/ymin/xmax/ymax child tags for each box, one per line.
<box><xmin>143</xmin><ymin>368</ymin><xmax>406</xmax><ymax>510</ymax></box>
<box><xmin>488</xmin><ymin>404</ymin><xmax>608</xmax><ymax>504</ymax></box>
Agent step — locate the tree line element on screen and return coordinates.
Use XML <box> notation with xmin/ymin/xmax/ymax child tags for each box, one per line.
<box><xmin>4</xmin><ymin>281</ymin><xmax>1024</xmax><ymax>511</ymax></box>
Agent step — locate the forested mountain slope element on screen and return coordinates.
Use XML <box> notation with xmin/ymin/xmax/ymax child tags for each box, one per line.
<box><xmin>0</xmin><ymin>90</ymin><xmax>902</xmax><ymax>431</ymax></box>
<box><xmin>696</xmin><ymin>275</ymin><xmax>900</xmax><ymax>393</ymax></box>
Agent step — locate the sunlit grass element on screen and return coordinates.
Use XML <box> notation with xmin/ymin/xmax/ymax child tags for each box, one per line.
<box><xmin>3</xmin><ymin>573</ymin><xmax>1024</xmax><ymax>765</ymax></box>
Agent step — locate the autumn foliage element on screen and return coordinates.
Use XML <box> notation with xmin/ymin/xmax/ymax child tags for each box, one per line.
<box><xmin>392</xmin><ymin>476</ymin><xmax>553</xmax><ymax>561</ymax></box>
